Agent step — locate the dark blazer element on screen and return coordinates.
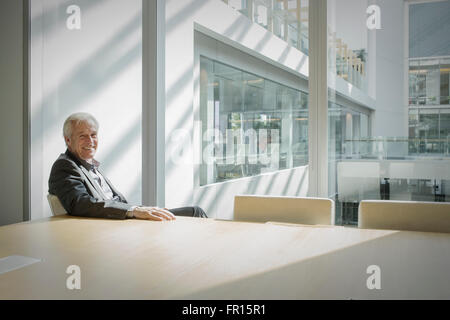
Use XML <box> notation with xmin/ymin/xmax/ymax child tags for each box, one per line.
<box><xmin>48</xmin><ymin>150</ymin><xmax>134</xmax><ymax>220</ymax></box>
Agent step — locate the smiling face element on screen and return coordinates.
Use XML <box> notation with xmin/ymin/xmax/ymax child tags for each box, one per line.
<box><xmin>65</xmin><ymin>120</ymin><xmax>98</xmax><ymax>163</ymax></box>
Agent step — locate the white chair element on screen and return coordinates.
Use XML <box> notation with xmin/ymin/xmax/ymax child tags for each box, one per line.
<box><xmin>234</xmin><ymin>195</ymin><xmax>335</xmax><ymax>225</ymax></box>
<box><xmin>358</xmin><ymin>200</ymin><xmax>450</xmax><ymax>233</ymax></box>
<box><xmin>47</xmin><ymin>194</ymin><xmax>68</xmax><ymax>216</ymax></box>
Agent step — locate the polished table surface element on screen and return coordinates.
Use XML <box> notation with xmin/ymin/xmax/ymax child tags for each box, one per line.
<box><xmin>0</xmin><ymin>215</ymin><xmax>449</xmax><ymax>299</ymax></box>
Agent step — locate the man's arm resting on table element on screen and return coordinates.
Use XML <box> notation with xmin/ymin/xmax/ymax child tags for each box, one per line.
<box><xmin>127</xmin><ymin>206</ymin><xmax>176</xmax><ymax>221</ymax></box>
<box><xmin>127</xmin><ymin>207</ymin><xmax>137</xmax><ymax>218</ymax></box>
<box><xmin>49</xmin><ymin>159</ymin><xmax>134</xmax><ymax>220</ymax></box>
<box><xmin>49</xmin><ymin>159</ymin><xmax>176</xmax><ymax>221</ymax></box>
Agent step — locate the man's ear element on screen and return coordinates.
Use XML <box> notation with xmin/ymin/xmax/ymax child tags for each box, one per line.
<box><xmin>65</xmin><ymin>136</ymin><xmax>71</xmax><ymax>147</ymax></box>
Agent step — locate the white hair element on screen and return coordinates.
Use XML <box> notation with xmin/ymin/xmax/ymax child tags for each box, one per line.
<box><xmin>63</xmin><ymin>112</ymin><xmax>99</xmax><ymax>140</ymax></box>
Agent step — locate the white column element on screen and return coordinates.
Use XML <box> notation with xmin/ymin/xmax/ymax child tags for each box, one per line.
<box><xmin>308</xmin><ymin>0</ymin><xmax>328</xmax><ymax>198</ymax></box>
<box><xmin>143</xmin><ymin>0</ymin><xmax>165</xmax><ymax>207</ymax></box>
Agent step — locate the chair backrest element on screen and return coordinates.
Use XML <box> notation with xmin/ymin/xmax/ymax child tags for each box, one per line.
<box><xmin>234</xmin><ymin>195</ymin><xmax>334</xmax><ymax>225</ymax></box>
<box><xmin>358</xmin><ymin>200</ymin><xmax>450</xmax><ymax>233</ymax></box>
<box><xmin>47</xmin><ymin>194</ymin><xmax>68</xmax><ymax>216</ymax></box>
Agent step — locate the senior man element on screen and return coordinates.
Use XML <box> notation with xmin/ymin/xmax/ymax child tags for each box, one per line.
<box><xmin>49</xmin><ymin>112</ymin><xmax>207</xmax><ymax>221</ymax></box>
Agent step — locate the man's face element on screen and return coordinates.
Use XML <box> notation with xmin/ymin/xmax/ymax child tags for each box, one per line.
<box><xmin>65</xmin><ymin>121</ymin><xmax>98</xmax><ymax>163</ymax></box>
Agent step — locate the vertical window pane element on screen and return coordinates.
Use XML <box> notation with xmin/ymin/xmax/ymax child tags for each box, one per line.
<box><xmin>199</xmin><ymin>56</ymin><xmax>308</xmax><ymax>186</ymax></box>
<box><xmin>328</xmin><ymin>0</ymin><xmax>450</xmax><ymax>226</ymax></box>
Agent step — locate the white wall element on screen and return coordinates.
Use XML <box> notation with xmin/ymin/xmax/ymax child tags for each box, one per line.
<box><xmin>370</xmin><ymin>0</ymin><xmax>408</xmax><ymax>138</ymax></box>
<box><xmin>195</xmin><ymin>166</ymin><xmax>309</xmax><ymax>220</ymax></box>
<box><xmin>30</xmin><ymin>0</ymin><xmax>142</xmax><ymax>219</ymax></box>
<box><xmin>0</xmin><ymin>0</ymin><xmax>24</xmax><ymax>226</ymax></box>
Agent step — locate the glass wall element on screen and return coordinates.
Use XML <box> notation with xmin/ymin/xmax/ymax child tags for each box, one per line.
<box><xmin>166</xmin><ymin>0</ymin><xmax>311</xmax><ymax>219</ymax></box>
<box><xmin>328</xmin><ymin>102</ymin><xmax>370</xmax><ymax>159</ymax></box>
<box><xmin>409</xmin><ymin>108</ymin><xmax>450</xmax><ymax>155</ymax></box>
<box><xmin>327</xmin><ymin>0</ymin><xmax>369</xmax><ymax>93</ymax></box>
<box><xmin>328</xmin><ymin>0</ymin><xmax>450</xmax><ymax>225</ymax></box>
<box><xmin>199</xmin><ymin>56</ymin><xmax>308</xmax><ymax>186</ymax></box>
<box><xmin>409</xmin><ymin>57</ymin><xmax>450</xmax><ymax>106</ymax></box>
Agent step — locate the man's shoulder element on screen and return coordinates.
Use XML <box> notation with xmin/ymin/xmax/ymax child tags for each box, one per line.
<box><xmin>48</xmin><ymin>153</ymin><xmax>84</xmax><ymax>194</ymax></box>
<box><xmin>51</xmin><ymin>153</ymin><xmax>81</xmax><ymax>172</ymax></box>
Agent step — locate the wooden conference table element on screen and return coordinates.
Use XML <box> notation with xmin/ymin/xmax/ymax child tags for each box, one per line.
<box><xmin>0</xmin><ymin>215</ymin><xmax>449</xmax><ymax>299</ymax></box>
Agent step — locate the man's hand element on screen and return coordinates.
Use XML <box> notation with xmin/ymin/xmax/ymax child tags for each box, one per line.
<box><xmin>132</xmin><ymin>207</ymin><xmax>176</xmax><ymax>221</ymax></box>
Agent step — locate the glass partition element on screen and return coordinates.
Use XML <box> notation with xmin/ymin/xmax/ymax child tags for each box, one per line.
<box><xmin>328</xmin><ymin>0</ymin><xmax>450</xmax><ymax>225</ymax></box>
<box><xmin>199</xmin><ymin>56</ymin><xmax>308</xmax><ymax>186</ymax></box>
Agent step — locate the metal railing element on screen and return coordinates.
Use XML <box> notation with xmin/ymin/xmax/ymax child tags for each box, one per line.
<box><xmin>331</xmin><ymin>137</ymin><xmax>450</xmax><ymax>159</ymax></box>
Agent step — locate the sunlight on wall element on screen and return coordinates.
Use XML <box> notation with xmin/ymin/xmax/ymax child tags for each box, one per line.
<box><xmin>30</xmin><ymin>0</ymin><xmax>142</xmax><ymax>219</ymax></box>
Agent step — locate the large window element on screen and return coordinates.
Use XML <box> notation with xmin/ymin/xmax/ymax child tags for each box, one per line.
<box><xmin>409</xmin><ymin>108</ymin><xmax>450</xmax><ymax>155</ymax></box>
<box><xmin>199</xmin><ymin>56</ymin><xmax>308</xmax><ymax>186</ymax></box>
<box><xmin>409</xmin><ymin>57</ymin><xmax>450</xmax><ymax>106</ymax></box>
<box><xmin>327</xmin><ymin>0</ymin><xmax>450</xmax><ymax>225</ymax></box>
<box><xmin>328</xmin><ymin>102</ymin><xmax>370</xmax><ymax>159</ymax></box>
